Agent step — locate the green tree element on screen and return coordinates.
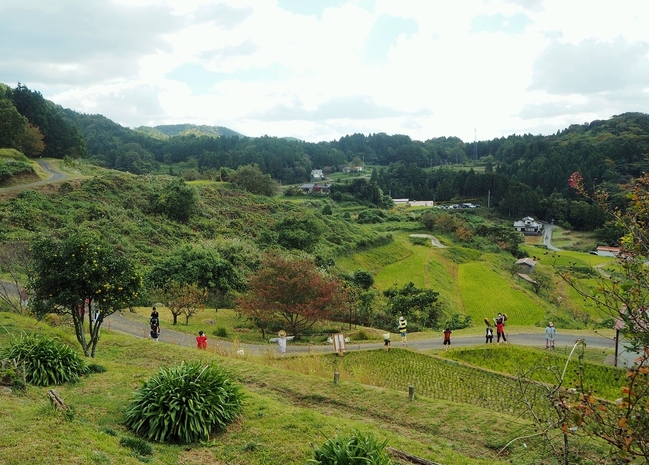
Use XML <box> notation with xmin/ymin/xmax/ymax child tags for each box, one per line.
<box><xmin>383</xmin><ymin>282</ymin><xmax>442</xmax><ymax>330</ymax></box>
<box><xmin>156</xmin><ymin>282</ymin><xmax>208</xmax><ymax>325</ymax></box>
<box><xmin>229</xmin><ymin>163</ymin><xmax>278</xmax><ymax>196</ymax></box>
<box><xmin>275</xmin><ymin>214</ymin><xmax>323</xmax><ymax>252</ymax></box>
<box><xmin>19</xmin><ymin>123</ymin><xmax>45</xmax><ymax>157</ymax></box>
<box><xmin>28</xmin><ymin>232</ymin><xmax>142</xmax><ymax>357</ymax></box>
<box><xmin>237</xmin><ymin>253</ymin><xmax>346</xmax><ymax>337</ymax></box>
<box><xmin>0</xmin><ymin>96</ymin><xmax>27</xmax><ymax>149</ymax></box>
<box><xmin>147</xmin><ymin>245</ymin><xmax>243</xmax><ymax>309</ymax></box>
<box><xmin>154</xmin><ymin>178</ymin><xmax>198</xmax><ymax>223</ymax></box>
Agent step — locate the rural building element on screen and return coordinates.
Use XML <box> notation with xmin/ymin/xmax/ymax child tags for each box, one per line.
<box><xmin>515</xmin><ymin>257</ymin><xmax>537</xmax><ymax>274</ymax></box>
<box><xmin>392</xmin><ymin>198</ymin><xmax>410</xmax><ymax>205</ymax></box>
<box><xmin>595</xmin><ymin>246</ymin><xmax>621</xmax><ymax>257</ymax></box>
<box><xmin>342</xmin><ymin>166</ymin><xmax>364</xmax><ymax>173</ymax></box>
<box><xmin>310</xmin><ymin>169</ymin><xmax>324</xmax><ymax>180</ymax></box>
<box><xmin>300</xmin><ymin>183</ymin><xmax>331</xmax><ymax>194</ymax></box>
<box><xmin>513</xmin><ymin>216</ymin><xmax>543</xmax><ymax>235</ymax></box>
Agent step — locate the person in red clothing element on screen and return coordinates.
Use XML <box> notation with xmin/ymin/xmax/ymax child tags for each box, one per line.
<box><xmin>495</xmin><ymin>313</ymin><xmax>507</xmax><ymax>344</ymax></box>
<box><xmin>196</xmin><ymin>330</ymin><xmax>208</xmax><ymax>350</ymax></box>
<box><xmin>443</xmin><ymin>328</ymin><xmax>452</xmax><ymax>351</ymax></box>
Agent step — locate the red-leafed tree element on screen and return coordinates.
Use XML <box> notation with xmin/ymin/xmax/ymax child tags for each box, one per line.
<box><xmin>238</xmin><ymin>253</ymin><xmax>347</xmax><ymax>338</ymax></box>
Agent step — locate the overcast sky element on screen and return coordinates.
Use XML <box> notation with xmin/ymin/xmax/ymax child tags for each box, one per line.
<box><xmin>2</xmin><ymin>0</ymin><xmax>648</xmax><ymax>143</ymax></box>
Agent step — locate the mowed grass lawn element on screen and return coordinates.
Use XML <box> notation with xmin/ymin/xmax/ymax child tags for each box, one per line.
<box><xmin>459</xmin><ymin>262</ymin><xmax>546</xmax><ymax>325</ymax></box>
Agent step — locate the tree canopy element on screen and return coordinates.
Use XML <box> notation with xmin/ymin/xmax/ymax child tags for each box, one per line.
<box><xmin>237</xmin><ymin>253</ymin><xmax>347</xmax><ymax>338</ymax></box>
<box><xmin>28</xmin><ymin>231</ymin><xmax>142</xmax><ymax>357</ymax></box>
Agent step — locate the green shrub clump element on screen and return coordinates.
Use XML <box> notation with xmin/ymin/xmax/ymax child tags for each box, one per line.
<box><xmin>123</xmin><ymin>362</ymin><xmax>244</xmax><ymax>444</ymax></box>
<box><xmin>308</xmin><ymin>430</ymin><xmax>392</xmax><ymax>465</ymax></box>
<box><xmin>0</xmin><ymin>333</ymin><xmax>88</xmax><ymax>386</ymax></box>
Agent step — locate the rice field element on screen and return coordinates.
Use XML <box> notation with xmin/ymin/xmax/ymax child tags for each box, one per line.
<box><xmin>458</xmin><ymin>262</ymin><xmax>546</xmax><ymax>325</ymax></box>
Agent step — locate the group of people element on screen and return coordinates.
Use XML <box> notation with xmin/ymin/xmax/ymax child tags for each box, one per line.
<box><xmin>383</xmin><ymin>316</ymin><xmax>409</xmax><ymax>351</ymax></box>
<box><xmin>150</xmin><ymin>306</ymin><xmax>210</xmax><ymax>350</ymax></box>
<box><xmin>484</xmin><ymin>313</ymin><xmax>508</xmax><ymax>344</ymax></box>
<box><xmin>149</xmin><ymin>306</ymin><xmax>558</xmax><ymax>354</ymax></box>
<box><xmin>149</xmin><ymin>307</ymin><xmax>160</xmax><ymax>341</ymax></box>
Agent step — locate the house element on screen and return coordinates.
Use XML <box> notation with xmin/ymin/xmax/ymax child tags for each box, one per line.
<box><xmin>342</xmin><ymin>166</ymin><xmax>364</xmax><ymax>173</ymax></box>
<box><xmin>312</xmin><ymin>183</ymin><xmax>331</xmax><ymax>194</ymax></box>
<box><xmin>310</xmin><ymin>169</ymin><xmax>324</xmax><ymax>180</ymax></box>
<box><xmin>300</xmin><ymin>183</ymin><xmax>330</xmax><ymax>194</ymax></box>
<box><xmin>515</xmin><ymin>257</ymin><xmax>537</xmax><ymax>274</ymax></box>
<box><xmin>595</xmin><ymin>246</ymin><xmax>621</xmax><ymax>257</ymax></box>
<box><xmin>513</xmin><ymin>216</ymin><xmax>543</xmax><ymax>235</ymax></box>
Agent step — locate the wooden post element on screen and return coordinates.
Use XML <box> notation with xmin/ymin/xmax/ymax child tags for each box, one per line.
<box><xmin>334</xmin><ymin>372</ymin><xmax>340</xmax><ymax>384</ymax></box>
<box><xmin>408</xmin><ymin>385</ymin><xmax>415</xmax><ymax>400</ymax></box>
<box><xmin>614</xmin><ymin>329</ymin><xmax>619</xmax><ymax>367</ymax></box>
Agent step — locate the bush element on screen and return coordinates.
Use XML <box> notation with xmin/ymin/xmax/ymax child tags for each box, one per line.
<box><xmin>88</xmin><ymin>363</ymin><xmax>107</xmax><ymax>374</ymax></box>
<box><xmin>119</xmin><ymin>436</ymin><xmax>154</xmax><ymax>457</ymax></box>
<box><xmin>308</xmin><ymin>430</ymin><xmax>392</xmax><ymax>465</ymax></box>
<box><xmin>0</xmin><ymin>333</ymin><xmax>88</xmax><ymax>386</ymax></box>
<box><xmin>214</xmin><ymin>326</ymin><xmax>228</xmax><ymax>338</ymax></box>
<box><xmin>0</xmin><ymin>358</ymin><xmax>26</xmax><ymax>392</ymax></box>
<box><xmin>123</xmin><ymin>362</ymin><xmax>244</xmax><ymax>444</ymax></box>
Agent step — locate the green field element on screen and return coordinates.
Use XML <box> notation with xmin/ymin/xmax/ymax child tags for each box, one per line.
<box><xmin>459</xmin><ymin>262</ymin><xmax>547</xmax><ymax>325</ymax></box>
<box><xmin>2</xmin><ymin>311</ymin><xmax>601</xmax><ymax>465</ymax></box>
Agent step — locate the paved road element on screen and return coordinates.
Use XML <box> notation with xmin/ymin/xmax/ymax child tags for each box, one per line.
<box><xmin>542</xmin><ymin>223</ymin><xmax>561</xmax><ymax>251</ymax></box>
<box><xmin>105</xmin><ymin>313</ymin><xmax>640</xmax><ymax>366</ymax></box>
<box><xmin>0</xmin><ymin>159</ymin><xmax>69</xmax><ymax>193</ymax></box>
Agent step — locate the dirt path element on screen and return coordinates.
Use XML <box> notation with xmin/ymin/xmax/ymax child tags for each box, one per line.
<box><xmin>409</xmin><ymin>234</ymin><xmax>447</xmax><ymax>248</ymax></box>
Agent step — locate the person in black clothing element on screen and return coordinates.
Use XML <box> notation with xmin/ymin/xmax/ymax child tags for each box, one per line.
<box><xmin>485</xmin><ymin>325</ymin><xmax>494</xmax><ymax>343</ymax></box>
<box><xmin>150</xmin><ymin>306</ymin><xmax>159</xmax><ymax>325</ymax></box>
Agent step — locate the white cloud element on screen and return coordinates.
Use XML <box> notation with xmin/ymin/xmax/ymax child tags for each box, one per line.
<box><xmin>1</xmin><ymin>0</ymin><xmax>649</xmax><ymax>143</ymax></box>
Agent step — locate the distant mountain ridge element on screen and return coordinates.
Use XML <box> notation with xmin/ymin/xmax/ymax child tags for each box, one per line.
<box><xmin>134</xmin><ymin>124</ymin><xmax>245</xmax><ymax>139</ymax></box>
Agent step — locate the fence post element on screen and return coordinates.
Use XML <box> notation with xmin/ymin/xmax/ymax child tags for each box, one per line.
<box><xmin>408</xmin><ymin>385</ymin><xmax>415</xmax><ymax>400</ymax></box>
<box><xmin>334</xmin><ymin>372</ymin><xmax>340</xmax><ymax>384</ymax></box>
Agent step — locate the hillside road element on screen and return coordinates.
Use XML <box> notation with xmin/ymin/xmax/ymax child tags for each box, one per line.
<box><xmin>105</xmin><ymin>313</ymin><xmax>641</xmax><ymax>367</ymax></box>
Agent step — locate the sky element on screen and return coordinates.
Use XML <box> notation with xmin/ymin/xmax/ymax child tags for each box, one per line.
<box><xmin>1</xmin><ymin>0</ymin><xmax>648</xmax><ymax>143</ymax></box>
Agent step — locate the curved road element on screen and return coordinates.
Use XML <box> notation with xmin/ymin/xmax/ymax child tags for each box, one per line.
<box><xmin>105</xmin><ymin>313</ymin><xmax>640</xmax><ymax>367</ymax></box>
<box><xmin>0</xmin><ymin>159</ymin><xmax>69</xmax><ymax>193</ymax></box>
<box><xmin>542</xmin><ymin>223</ymin><xmax>561</xmax><ymax>251</ymax></box>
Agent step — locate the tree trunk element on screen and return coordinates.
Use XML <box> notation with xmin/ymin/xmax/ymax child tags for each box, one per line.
<box><xmin>47</xmin><ymin>389</ymin><xmax>68</xmax><ymax>410</ymax></box>
<box><xmin>386</xmin><ymin>447</ymin><xmax>442</xmax><ymax>465</ymax></box>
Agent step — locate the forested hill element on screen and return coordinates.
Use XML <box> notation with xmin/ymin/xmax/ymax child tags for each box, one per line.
<box><xmin>134</xmin><ymin>124</ymin><xmax>244</xmax><ymax>139</ymax></box>
<box><xmin>1</xmin><ymin>82</ymin><xmax>649</xmax><ymax>234</ymax></box>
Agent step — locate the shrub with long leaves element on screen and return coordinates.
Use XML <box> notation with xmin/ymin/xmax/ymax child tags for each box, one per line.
<box><xmin>123</xmin><ymin>361</ymin><xmax>244</xmax><ymax>444</ymax></box>
<box><xmin>308</xmin><ymin>430</ymin><xmax>392</xmax><ymax>465</ymax></box>
<box><xmin>0</xmin><ymin>333</ymin><xmax>88</xmax><ymax>386</ymax></box>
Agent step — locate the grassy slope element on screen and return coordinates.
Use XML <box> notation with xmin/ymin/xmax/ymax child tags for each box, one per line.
<box><xmin>1</xmin><ymin>312</ymin><xmax>545</xmax><ymax>465</ymax></box>
<box><xmin>339</xmin><ymin>231</ymin><xmax>559</xmax><ymax>326</ymax></box>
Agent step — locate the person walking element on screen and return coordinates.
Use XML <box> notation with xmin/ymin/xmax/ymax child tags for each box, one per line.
<box><xmin>397</xmin><ymin>317</ymin><xmax>408</xmax><ymax>346</ymax></box>
<box><xmin>443</xmin><ymin>328</ymin><xmax>452</xmax><ymax>351</ymax></box>
<box><xmin>150</xmin><ymin>306</ymin><xmax>159</xmax><ymax>324</ymax></box>
<box><xmin>150</xmin><ymin>320</ymin><xmax>160</xmax><ymax>341</ymax></box>
<box><xmin>196</xmin><ymin>330</ymin><xmax>208</xmax><ymax>350</ymax></box>
<box><xmin>545</xmin><ymin>322</ymin><xmax>557</xmax><ymax>349</ymax></box>
<box><xmin>485</xmin><ymin>324</ymin><xmax>494</xmax><ymax>344</ymax></box>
